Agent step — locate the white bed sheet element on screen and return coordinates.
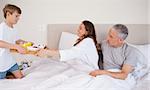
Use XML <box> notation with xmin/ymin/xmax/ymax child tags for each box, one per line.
<box><xmin>0</xmin><ymin>58</ymin><xmax>149</xmax><ymax>90</ymax></box>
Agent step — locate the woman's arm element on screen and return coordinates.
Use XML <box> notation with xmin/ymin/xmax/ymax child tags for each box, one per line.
<box><xmin>36</xmin><ymin>38</ymin><xmax>94</xmax><ymax>61</ymax></box>
<box><xmin>36</xmin><ymin>49</ymin><xmax>60</xmax><ymax>59</ymax></box>
<box><xmin>36</xmin><ymin>46</ymin><xmax>82</xmax><ymax>60</ymax></box>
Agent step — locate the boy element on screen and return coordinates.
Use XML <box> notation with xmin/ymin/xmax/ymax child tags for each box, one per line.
<box><xmin>0</xmin><ymin>4</ymin><xmax>27</xmax><ymax>79</ymax></box>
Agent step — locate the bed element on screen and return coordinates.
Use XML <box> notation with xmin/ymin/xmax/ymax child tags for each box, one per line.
<box><xmin>0</xmin><ymin>24</ymin><xmax>149</xmax><ymax>90</ymax></box>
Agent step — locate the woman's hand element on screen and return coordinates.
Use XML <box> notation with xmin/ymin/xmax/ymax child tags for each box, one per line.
<box><xmin>36</xmin><ymin>49</ymin><xmax>60</xmax><ymax>59</ymax></box>
<box><xmin>36</xmin><ymin>49</ymin><xmax>48</xmax><ymax>57</ymax></box>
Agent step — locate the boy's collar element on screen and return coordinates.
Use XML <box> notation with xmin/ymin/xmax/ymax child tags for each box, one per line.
<box><xmin>4</xmin><ymin>21</ymin><xmax>14</xmax><ymax>28</ymax></box>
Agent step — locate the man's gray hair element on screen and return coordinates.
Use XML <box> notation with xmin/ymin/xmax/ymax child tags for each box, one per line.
<box><xmin>113</xmin><ymin>24</ymin><xmax>128</xmax><ymax>40</ymax></box>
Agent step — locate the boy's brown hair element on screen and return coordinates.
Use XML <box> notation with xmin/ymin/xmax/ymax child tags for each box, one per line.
<box><xmin>3</xmin><ymin>4</ymin><xmax>22</xmax><ymax>18</ymax></box>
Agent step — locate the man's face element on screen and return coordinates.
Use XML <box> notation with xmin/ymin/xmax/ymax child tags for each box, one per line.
<box><xmin>106</xmin><ymin>28</ymin><xmax>121</xmax><ymax>47</ymax></box>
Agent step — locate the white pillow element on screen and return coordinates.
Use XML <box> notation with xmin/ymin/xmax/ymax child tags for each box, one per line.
<box><xmin>129</xmin><ymin>44</ymin><xmax>150</xmax><ymax>65</ymax></box>
<box><xmin>59</xmin><ymin>32</ymin><xmax>78</xmax><ymax>50</ymax></box>
<box><xmin>127</xmin><ymin>43</ymin><xmax>150</xmax><ymax>80</ymax></box>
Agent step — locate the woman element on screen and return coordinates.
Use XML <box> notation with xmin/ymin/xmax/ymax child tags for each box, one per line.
<box><xmin>36</xmin><ymin>20</ymin><xmax>103</xmax><ymax>70</ymax></box>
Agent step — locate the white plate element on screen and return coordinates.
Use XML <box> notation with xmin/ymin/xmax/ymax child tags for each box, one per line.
<box><xmin>27</xmin><ymin>46</ymin><xmax>40</xmax><ymax>51</ymax></box>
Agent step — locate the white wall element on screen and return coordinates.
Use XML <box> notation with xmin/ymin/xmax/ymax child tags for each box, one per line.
<box><xmin>148</xmin><ymin>0</ymin><xmax>150</xmax><ymax>24</ymax></box>
<box><xmin>0</xmin><ymin>0</ymin><xmax>5</xmax><ymax>22</ymax></box>
<box><xmin>1</xmin><ymin>0</ymin><xmax>148</xmax><ymax>44</ymax></box>
<box><xmin>148</xmin><ymin>0</ymin><xmax>150</xmax><ymax>42</ymax></box>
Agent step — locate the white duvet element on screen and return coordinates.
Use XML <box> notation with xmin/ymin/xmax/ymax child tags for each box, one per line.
<box><xmin>0</xmin><ymin>58</ymin><xmax>149</xmax><ymax>90</ymax></box>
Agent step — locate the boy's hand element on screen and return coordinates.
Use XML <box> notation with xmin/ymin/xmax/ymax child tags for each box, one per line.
<box><xmin>15</xmin><ymin>45</ymin><xmax>27</xmax><ymax>54</ymax></box>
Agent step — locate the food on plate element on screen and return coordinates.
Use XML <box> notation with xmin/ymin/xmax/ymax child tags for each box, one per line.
<box><xmin>22</xmin><ymin>42</ymin><xmax>32</xmax><ymax>48</ymax></box>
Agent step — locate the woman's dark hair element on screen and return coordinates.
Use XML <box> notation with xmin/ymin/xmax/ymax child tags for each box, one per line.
<box><xmin>74</xmin><ymin>20</ymin><xmax>103</xmax><ymax>69</ymax></box>
<box><xmin>98</xmin><ymin>49</ymin><xmax>103</xmax><ymax>69</ymax></box>
<box><xmin>74</xmin><ymin>20</ymin><xmax>98</xmax><ymax>48</ymax></box>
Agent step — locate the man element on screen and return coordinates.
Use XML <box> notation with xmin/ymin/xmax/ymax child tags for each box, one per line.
<box><xmin>89</xmin><ymin>24</ymin><xmax>147</xmax><ymax>80</ymax></box>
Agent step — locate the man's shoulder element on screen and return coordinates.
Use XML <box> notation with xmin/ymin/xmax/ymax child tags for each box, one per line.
<box><xmin>125</xmin><ymin>43</ymin><xmax>139</xmax><ymax>51</ymax></box>
<box><xmin>124</xmin><ymin>43</ymin><xmax>142</xmax><ymax>56</ymax></box>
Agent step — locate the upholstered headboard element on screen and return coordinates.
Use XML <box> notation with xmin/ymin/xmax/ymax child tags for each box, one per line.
<box><xmin>47</xmin><ymin>24</ymin><xmax>150</xmax><ymax>48</ymax></box>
